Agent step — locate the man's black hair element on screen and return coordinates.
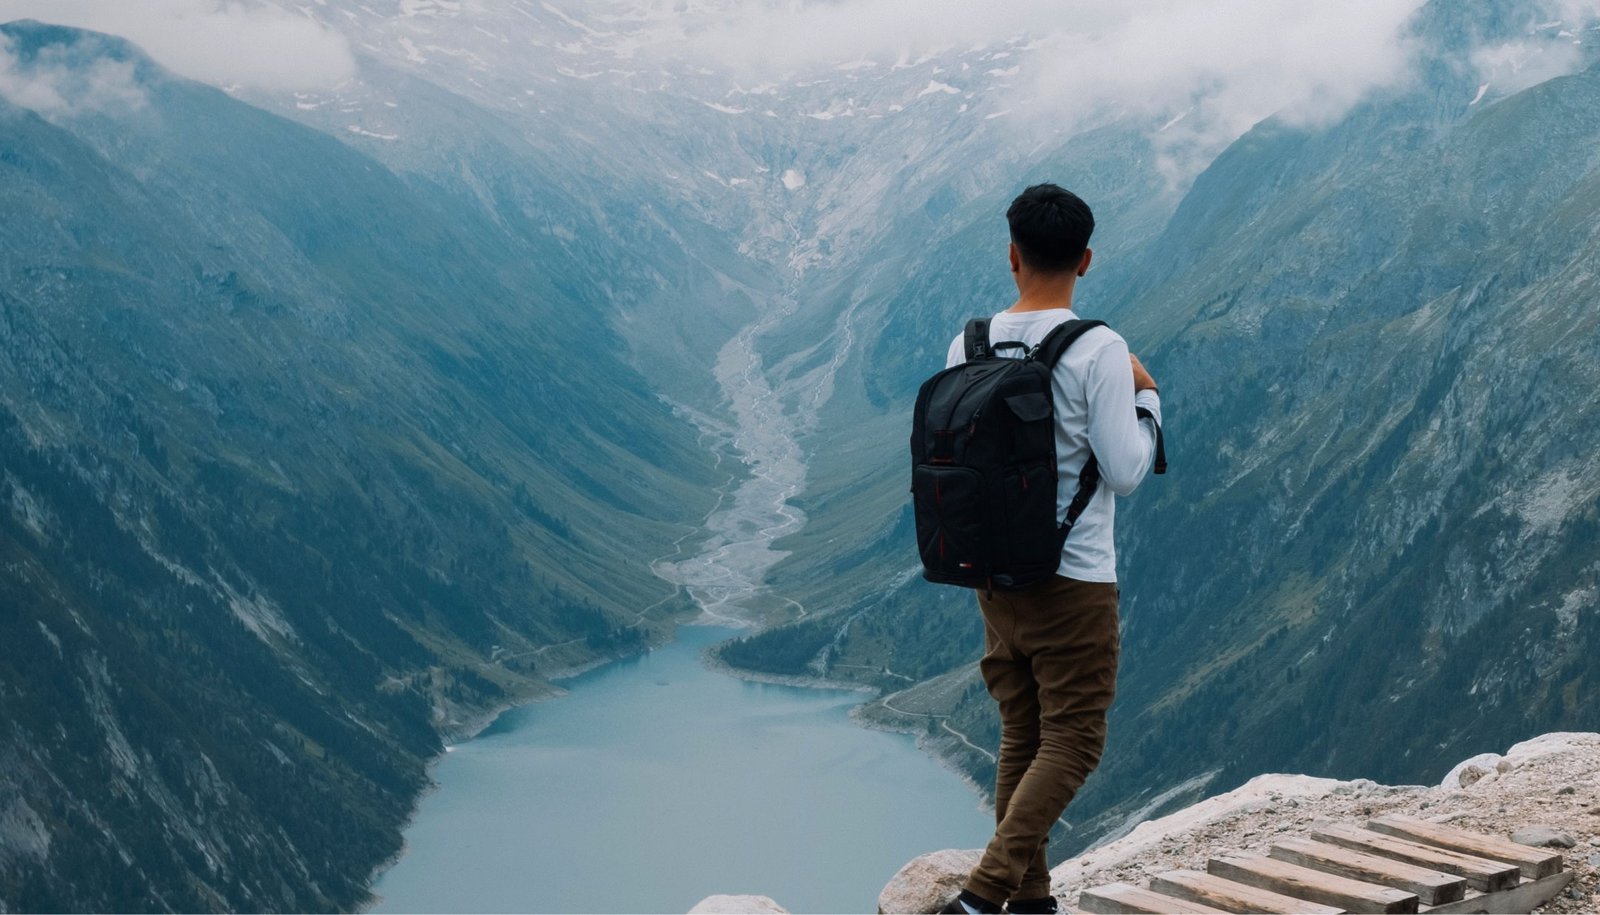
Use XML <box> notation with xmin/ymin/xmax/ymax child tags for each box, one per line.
<box><xmin>1006</xmin><ymin>183</ymin><xmax>1094</xmax><ymax>274</ymax></box>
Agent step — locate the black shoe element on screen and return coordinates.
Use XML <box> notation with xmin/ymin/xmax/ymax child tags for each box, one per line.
<box><xmin>1005</xmin><ymin>897</ymin><xmax>1058</xmax><ymax>914</ymax></box>
<box><xmin>939</xmin><ymin>890</ymin><xmax>1004</xmax><ymax>914</ymax></box>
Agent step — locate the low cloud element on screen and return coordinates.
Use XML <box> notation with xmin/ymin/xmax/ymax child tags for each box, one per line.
<box><xmin>1471</xmin><ymin>1</ymin><xmax>1600</xmax><ymax>96</ymax></box>
<box><xmin>0</xmin><ymin>0</ymin><xmax>356</xmax><ymax>92</ymax></box>
<box><xmin>611</xmin><ymin>0</ymin><xmax>1434</xmax><ymax>179</ymax></box>
<box><xmin>1022</xmin><ymin>0</ymin><xmax>1429</xmax><ymax>181</ymax></box>
<box><xmin>602</xmin><ymin>0</ymin><xmax>1444</xmax><ymax>180</ymax></box>
<box><xmin>0</xmin><ymin>30</ymin><xmax>147</xmax><ymax>116</ymax></box>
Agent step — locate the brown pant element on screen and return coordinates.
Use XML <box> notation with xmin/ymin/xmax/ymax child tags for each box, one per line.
<box><xmin>964</xmin><ymin>576</ymin><xmax>1120</xmax><ymax>904</ymax></box>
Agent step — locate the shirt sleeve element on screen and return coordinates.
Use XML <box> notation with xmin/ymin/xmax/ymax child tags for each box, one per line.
<box><xmin>1082</xmin><ymin>333</ymin><xmax>1161</xmax><ymax>496</ymax></box>
<box><xmin>945</xmin><ymin>334</ymin><xmax>965</xmax><ymax>370</ymax></box>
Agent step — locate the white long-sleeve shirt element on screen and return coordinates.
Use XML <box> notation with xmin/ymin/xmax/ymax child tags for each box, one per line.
<box><xmin>946</xmin><ymin>307</ymin><xmax>1162</xmax><ymax>583</ymax></box>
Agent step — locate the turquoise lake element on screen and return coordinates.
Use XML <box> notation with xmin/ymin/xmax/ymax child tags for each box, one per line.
<box><xmin>369</xmin><ymin>625</ymin><xmax>992</xmax><ymax>914</ymax></box>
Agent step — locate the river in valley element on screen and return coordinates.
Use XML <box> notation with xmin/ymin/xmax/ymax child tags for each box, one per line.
<box><xmin>369</xmin><ymin>625</ymin><xmax>991</xmax><ymax>914</ymax></box>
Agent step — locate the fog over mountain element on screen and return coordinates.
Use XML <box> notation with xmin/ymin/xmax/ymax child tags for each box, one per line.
<box><xmin>1</xmin><ymin>0</ymin><xmax>1598</xmax><ymax>911</ymax></box>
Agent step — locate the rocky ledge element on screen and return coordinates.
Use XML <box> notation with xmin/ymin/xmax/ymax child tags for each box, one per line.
<box><xmin>691</xmin><ymin>733</ymin><xmax>1600</xmax><ymax>914</ymax></box>
<box><xmin>874</xmin><ymin>732</ymin><xmax>1600</xmax><ymax>914</ymax></box>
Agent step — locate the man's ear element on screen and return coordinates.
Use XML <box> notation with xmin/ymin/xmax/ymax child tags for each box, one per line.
<box><xmin>1077</xmin><ymin>247</ymin><xmax>1094</xmax><ymax>278</ymax></box>
<box><xmin>1009</xmin><ymin>242</ymin><xmax>1021</xmax><ymax>275</ymax></box>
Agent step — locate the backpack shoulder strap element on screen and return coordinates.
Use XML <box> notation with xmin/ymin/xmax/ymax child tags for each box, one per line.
<box><xmin>963</xmin><ymin>318</ymin><xmax>993</xmax><ymax>361</ymax></box>
<box><xmin>1137</xmin><ymin>406</ymin><xmax>1168</xmax><ymax>475</ymax></box>
<box><xmin>1033</xmin><ymin>318</ymin><xmax>1107</xmax><ymax>367</ymax></box>
<box><xmin>1038</xmin><ymin>318</ymin><xmax>1113</xmax><ymax>539</ymax></box>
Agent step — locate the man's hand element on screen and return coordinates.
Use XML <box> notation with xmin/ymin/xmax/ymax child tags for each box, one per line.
<box><xmin>1130</xmin><ymin>354</ymin><xmax>1159</xmax><ymax>394</ymax></box>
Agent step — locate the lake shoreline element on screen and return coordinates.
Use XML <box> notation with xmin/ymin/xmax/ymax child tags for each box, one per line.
<box><xmin>366</xmin><ymin>624</ymin><xmax>994</xmax><ymax>914</ymax></box>
<box><xmin>359</xmin><ymin>621</ymin><xmax>689</xmax><ymax>912</ymax></box>
<box><xmin>704</xmin><ymin>642</ymin><xmax>995</xmax><ymax>818</ymax></box>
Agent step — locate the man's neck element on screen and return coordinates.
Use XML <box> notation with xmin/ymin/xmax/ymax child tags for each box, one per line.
<box><xmin>1007</xmin><ymin>273</ymin><xmax>1079</xmax><ymax>314</ymax></box>
<box><xmin>1006</xmin><ymin>294</ymin><xmax>1074</xmax><ymax>314</ymax></box>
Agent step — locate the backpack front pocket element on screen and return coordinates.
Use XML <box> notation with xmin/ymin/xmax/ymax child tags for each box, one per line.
<box><xmin>912</xmin><ymin>464</ymin><xmax>989</xmax><ymax>581</ymax></box>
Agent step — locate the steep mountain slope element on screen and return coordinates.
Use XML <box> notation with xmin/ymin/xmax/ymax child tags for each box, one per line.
<box><xmin>0</xmin><ymin>22</ymin><xmax>719</xmax><ymax>911</ymax></box>
<box><xmin>720</xmin><ymin>0</ymin><xmax>1600</xmax><ymax>859</ymax></box>
<box><xmin>1069</xmin><ymin>48</ymin><xmax>1600</xmax><ymax>843</ymax></box>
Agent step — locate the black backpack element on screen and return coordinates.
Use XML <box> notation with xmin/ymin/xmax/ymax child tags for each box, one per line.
<box><xmin>910</xmin><ymin>317</ymin><xmax>1165</xmax><ymax>592</ymax></box>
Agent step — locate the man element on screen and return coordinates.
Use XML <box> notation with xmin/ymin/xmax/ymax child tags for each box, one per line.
<box><xmin>941</xmin><ymin>184</ymin><xmax>1162</xmax><ymax>915</ymax></box>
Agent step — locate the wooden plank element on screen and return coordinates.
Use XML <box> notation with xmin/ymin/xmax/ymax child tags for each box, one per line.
<box><xmin>1272</xmin><ymin>837</ymin><xmax>1468</xmax><ymax>905</ymax></box>
<box><xmin>1367</xmin><ymin>815</ymin><xmax>1565</xmax><ymax>880</ymax></box>
<box><xmin>1077</xmin><ymin>882</ymin><xmax>1230</xmax><ymax>914</ymax></box>
<box><xmin>1208</xmin><ymin>853</ymin><xmax>1418</xmax><ymax>913</ymax></box>
<box><xmin>1149</xmin><ymin>869</ymin><xmax>1345</xmax><ymax>914</ymax></box>
<box><xmin>1311</xmin><ymin>825</ymin><xmax>1520</xmax><ymax>893</ymax></box>
<box><xmin>1420</xmin><ymin>871</ymin><xmax>1575</xmax><ymax>914</ymax></box>
<box><xmin>1312</xmin><ymin>826</ymin><xmax>1518</xmax><ymax>893</ymax></box>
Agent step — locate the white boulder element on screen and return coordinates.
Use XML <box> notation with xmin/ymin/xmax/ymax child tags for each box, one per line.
<box><xmin>689</xmin><ymin>894</ymin><xmax>789</xmax><ymax>914</ymax></box>
<box><xmin>877</xmin><ymin>849</ymin><xmax>982</xmax><ymax>914</ymax></box>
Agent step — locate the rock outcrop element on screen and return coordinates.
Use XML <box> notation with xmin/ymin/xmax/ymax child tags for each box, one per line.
<box><xmin>878</xmin><ymin>733</ymin><xmax>1600</xmax><ymax>914</ymax></box>
<box><xmin>688</xmin><ymin>894</ymin><xmax>790</xmax><ymax>914</ymax></box>
<box><xmin>877</xmin><ymin>849</ymin><xmax>982</xmax><ymax>914</ymax></box>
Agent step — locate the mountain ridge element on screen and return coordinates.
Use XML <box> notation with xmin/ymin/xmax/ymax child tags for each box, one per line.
<box><xmin>0</xmin><ymin>20</ymin><xmax>723</xmax><ymax>911</ymax></box>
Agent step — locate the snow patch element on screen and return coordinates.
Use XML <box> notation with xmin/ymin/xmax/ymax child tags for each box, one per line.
<box><xmin>347</xmin><ymin>125</ymin><xmax>399</xmax><ymax>140</ymax></box>
<box><xmin>1517</xmin><ymin>465</ymin><xmax>1587</xmax><ymax>534</ymax></box>
<box><xmin>7</xmin><ymin>477</ymin><xmax>51</xmax><ymax>539</ymax></box>
<box><xmin>781</xmin><ymin>169</ymin><xmax>806</xmax><ymax>190</ymax></box>
<box><xmin>918</xmin><ymin>80</ymin><xmax>961</xmax><ymax>97</ymax></box>
<box><xmin>703</xmin><ymin>101</ymin><xmax>746</xmax><ymax>114</ymax></box>
<box><xmin>1555</xmin><ymin>586</ymin><xmax>1595</xmax><ymax>635</ymax></box>
<box><xmin>397</xmin><ymin>36</ymin><xmax>426</xmax><ymax>63</ymax></box>
<box><xmin>1470</xmin><ymin>83</ymin><xmax>1490</xmax><ymax>106</ymax></box>
<box><xmin>36</xmin><ymin>621</ymin><xmax>61</xmax><ymax>657</ymax></box>
<box><xmin>1159</xmin><ymin>109</ymin><xmax>1191</xmax><ymax>132</ymax></box>
<box><xmin>0</xmin><ymin>796</ymin><xmax>50</xmax><ymax>862</ymax></box>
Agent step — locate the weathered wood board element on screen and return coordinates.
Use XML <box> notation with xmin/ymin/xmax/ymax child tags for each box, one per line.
<box><xmin>1366</xmin><ymin>815</ymin><xmax>1564</xmax><ymax>880</ymax></box>
<box><xmin>1150</xmin><ymin>869</ymin><xmax>1346</xmax><ymax>914</ymax></box>
<box><xmin>1207</xmin><ymin>853</ymin><xmax>1418</xmax><ymax>913</ymax></box>
<box><xmin>1076</xmin><ymin>882</ymin><xmax>1230</xmax><ymax>914</ymax></box>
<box><xmin>1270</xmin><ymin>837</ymin><xmax>1468</xmax><ymax>905</ymax></box>
<box><xmin>1311</xmin><ymin>824</ymin><xmax>1521</xmax><ymax>893</ymax></box>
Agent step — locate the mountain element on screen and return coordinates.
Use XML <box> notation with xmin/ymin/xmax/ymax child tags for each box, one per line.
<box><xmin>0</xmin><ymin>21</ymin><xmax>722</xmax><ymax>911</ymax></box>
<box><xmin>717</xmin><ymin>0</ymin><xmax>1600</xmax><ymax>858</ymax></box>
<box><xmin>3</xmin><ymin>0</ymin><xmax>1599</xmax><ymax>909</ymax></box>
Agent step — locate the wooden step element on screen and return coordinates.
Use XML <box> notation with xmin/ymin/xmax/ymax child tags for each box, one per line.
<box><xmin>1311</xmin><ymin>825</ymin><xmax>1520</xmax><ymax>893</ymax></box>
<box><xmin>1366</xmin><ymin>815</ymin><xmax>1565</xmax><ymax>879</ymax></box>
<box><xmin>1077</xmin><ymin>882</ymin><xmax>1230</xmax><ymax>914</ymax></box>
<box><xmin>1271</xmin><ymin>837</ymin><xmax>1468</xmax><ymax>905</ymax></box>
<box><xmin>1207</xmin><ymin>853</ymin><xmax>1418</xmax><ymax>913</ymax></box>
<box><xmin>1149</xmin><ymin>869</ymin><xmax>1345</xmax><ymax>914</ymax></box>
<box><xmin>1419</xmin><ymin>870</ymin><xmax>1576</xmax><ymax>914</ymax></box>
